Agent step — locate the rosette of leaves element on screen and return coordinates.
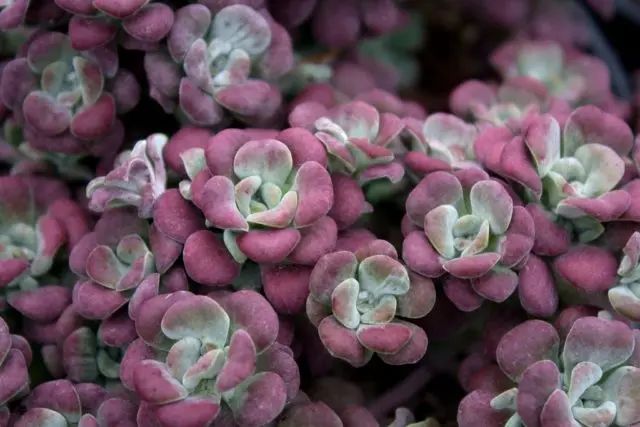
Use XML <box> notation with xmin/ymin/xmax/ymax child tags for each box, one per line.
<box><xmin>403</xmin><ymin>170</ymin><xmax>537</xmax><ymax>312</ymax></box>
<box><xmin>289</xmin><ymin>100</ymin><xmax>404</xmax><ymax>218</ymax></box>
<box><xmin>86</xmin><ymin>133</ymin><xmax>168</xmax><ymax>218</ymax></box>
<box><xmin>0</xmin><ymin>115</ymin><xmax>93</xmax><ymax>180</ymax></box>
<box><xmin>290</xmin><ymin>100</ymin><xmax>404</xmax><ymax>185</ymax></box>
<box><xmin>458</xmin><ymin>317</ymin><xmax>640</xmax><ymax>426</ymax></box>
<box><xmin>124</xmin><ymin>290</ymin><xmax>299</xmax><ymax>427</ymax></box>
<box><xmin>475</xmin><ymin>105</ymin><xmax>634</xmax><ymax>247</ymax></box>
<box><xmin>609</xmin><ymin>232</ymin><xmax>640</xmax><ymax>321</ymax></box>
<box><xmin>0</xmin><ymin>31</ymin><xmax>140</xmax><ymax>154</ymax></box>
<box><xmin>144</xmin><ymin>4</ymin><xmax>293</xmax><ymax>127</ymax></box>
<box><xmin>306</xmin><ymin>239</ymin><xmax>435</xmax><ymax>367</ymax></box>
<box><xmin>400</xmin><ymin>112</ymin><xmax>479</xmax><ymax>180</ymax></box>
<box><xmin>449</xmin><ymin>77</ymin><xmax>571</xmax><ymax>131</ymax></box>
<box><xmin>14</xmin><ymin>379</ymin><xmax>138</xmax><ymax>427</ymax></box>
<box><xmin>0</xmin><ymin>176</ymin><xmax>90</xmax><ymax>324</ymax></box>
<box><xmin>55</xmin><ymin>0</ymin><xmax>175</xmax><ymax>51</ymax></box>
<box><xmin>0</xmin><ymin>316</ymin><xmax>31</xmax><ymax>422</ymax></box>
<box><xmin>69</xmin><ymin>208</ymin><xmax>158</xmax><ymax>323</ymax></box>
<box><xmin>490</xmin><ymin>39</ymin><xmax>615</xmax><ymax>110</ymax></box>
<box><xmin>184</xmin><ymin>128</ymin><xmax>335</xmax><ymax>265</ymax></box>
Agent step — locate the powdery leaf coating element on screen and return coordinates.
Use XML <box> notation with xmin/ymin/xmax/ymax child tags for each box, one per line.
<box><xmin>193</xmin><ymin>130</ymin><xmax>334</xmax><ymax>264</ymax></box>
<box><xmin>496</xmin><ymin>320</ymin><xmax>560</xmax><ymax>381</ymax></box>
<box><xmin>562</xmin><ymin>317</ymin><xmax>635</xmax><ymax>375</ymax></box>
<box><xmin>160</xmin><ymin>295</ymin><xmax>231</xmax><ymax>349</ymax></box>
<box><xmin>307</xmin><ymin>240</ymin><xmax>432</xmax><ymax>366</ymax></box>
<box><xmin>403</xmin><ymin>171</ymin><xmax>533</xmax><ymax>310</ymax></box>
<box><xmin>147</xmin><ymin>3</ymin><xmax>291</xmax><ymax>126</ymax></box>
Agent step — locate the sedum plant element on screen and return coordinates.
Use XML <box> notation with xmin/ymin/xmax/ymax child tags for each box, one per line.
<box><xmin>289</xmin><ymin>99</ymin><xmax>405</xmax><ymax>222</ymax></box>
<box><xmin>490</xmin><ymin>39</ymin><xmax>625</xmax><ymax>117</ymax></box>
<box><xmin>12</xmin><ymin>379</ymin><xmax>138</xmax><ymax>426</ymax></box>
<box><xmin>449</xmin><ymin>77</ymin><xmax>571</xmax><ymax>131</ymax></box>
<box><xmin>400</xmin><ymin>112</ymin><xmax>479</xmax><ymax>179</ymax></box>
<box><xmin>609</xmin><ymin>231</ymin><xmax>640</xmax><ymax>321</ymax></box>
<box><xmin>458</xmin><ymin>316</ymin><xmax>640</xmax><ymax>426</ymax></box>
<box><xmin>86</xmin><ymin>133</ymin><xmax>168</xmax><ymax>218</ymax></box>
<box><xmin>144</xmin><ymin>4</ymin><xmax>293</xmax><ymax>127</ymax></box>
<box><xmin>0</xmin><ymin>176</ymin><xmax>88</xmax><ymax>325</ymax></box>
<box><xmin>402</xmin><ymin>170</ymin><xmax>536</xmax><ymax>312</ymax></box>
<box><xmin>0</xmin><ymin>316</ymin><xmax>31</xmax><ymax>422</ymax></box>
<box><xmin>475</xmin><ymin>105</ymin><xmax>634</xmax><ymax>246</ymax></box>
<box><xmin>306</xmin><ymin>239</ymin><xmax>435</xmax><ymax>367</ymax></box>
<box><xmin>0</xmin><ymin>31</ymin><xmax>139</xmax><ymax>158</ymax></box>
<box><xmin>124</xmin><ymin>290</ymin><xmax>299</xmax><ymax>427</ymax></box>
<box><xmin>55</xmin><ymin>0</ymin><xmax>175</xmax><ymax>51</ymax></box>
<box><xmin>69</xmin><ymin>208</ymin><xmax>161</xmax><ymax>325</ymax></box>
<box><xmin>184</xmin><ymin>127</ymin><xmax>335</xmax><ymax>265</ymax></box>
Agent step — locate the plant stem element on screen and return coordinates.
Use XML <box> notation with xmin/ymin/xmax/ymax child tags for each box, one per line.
<box><xmin>366</xmin><ymin>365</ymin><xmax>433</xmax><ymax>420</ymax></box>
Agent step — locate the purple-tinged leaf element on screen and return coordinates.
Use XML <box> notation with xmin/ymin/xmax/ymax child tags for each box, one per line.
<box><xmin>496</xmin><ymin>320</ymin><xmax>560</xmax><ymax>381</ymax></box>
<box><xmin>133</xmin><ymin>360</ymin><xmax>188</xmax><ymax>404</ymax></box>
<box><xmin>516</xmin><ymin>360</ymin><xmax>561</xmax><ymax>427</ymax></box>
<box><xmin>539</xmin><ymin>389</ymin><xmax>580</xmax><ymax>427</ymax></box>
<box><xmin>161</xmin><ymin>296</ymin><xmax>230</xmax><ymax>348</ymax></box>
<box><xmin>563</xmin><ymin>317</ymin><xmax>634</xmax><ymax>374</ymax></box>
<box><xmin>331</xmin><ymin>278</ymin><xmax>360</xmax><ymax>329</ymax></box>
<box><xmin>356</xmin><ymin>322</ymin><xmax>412</xmax><ymax>354</ymax></box>
<box><xmin>318</xmin><ymin>316</ymin><xmax>371</xmax><ymax>367</ymax></box>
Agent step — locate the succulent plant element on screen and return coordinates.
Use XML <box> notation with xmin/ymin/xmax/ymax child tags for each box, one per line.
<box><xmin>400</xmin><ymin>112</ymin><xmax>479</xmax><ymax>179</ymax></box>
<box><xmin>144</xmin><ymin>4</ymin><xmax>293</xmax><ymax>126</ymax></box>
<box><xmin>0</xmin><ymin>316</ymin><xmax>31</xmax><ymax>418</ymax></box>
<box><xmin>0</xmin><ymin>176</ymin><xmax>89</xmax><ymax>322</ymax></box>
<box><xmin>86</xmin><ymin>133</ymin><xmax>168</xmax><ymax>218</ymax></box>
<box><xmin>608</xmin><ymin>232</ymin><xmax>640</xmax><ymax>321</ymax></box>
<box><xmin>124</xmin><ymin>290</ymin><xmax>299</xmax><ymax>427</ymax></box>
<box><xmin>449</xmin><ymin>77</ymin><xmax>571</xmax><ymax>131</ymax></box>
<box><xmin>0</xmin><ymin>31</ymin><xmax>139</xmax><ymax>156</ymax></box>
<box><xmin>458</xmin><ymin>316</ymin><xmax>640</xmax><ymax>426</ymax></box>
<box><xmin>0</xmin><ymin>116</ymin><xmax>93</xmax><ymax>180</ymax></box>
<box><xmin>290</xmin><ymin>100</ymin><xmax>404</xmax><ymax>185</ymax></box>
<box><xmin>306</xmin><ymin>239</ymin><xmax>434</xmax><ymax>367</ymax></box>
<box><xmin>56</xmin><ymin>0</ymin><xmax>175</xmax><ymax>51</ymax></box>
<box><xmin>183</xmin><ymin>128</ymin><xmax>335</xmax><ymax>265</ymax></box>
<box><xmin>69</xmin><ymin>208</ymin><xmax>161</xmax><ymax>324</ymax></box>
<box><xmin>490</xmin><ymin>39</ymin><xmax>620</xmax><ymax>114</ymax></box>
<box><xmin>475</xmin><ymin>105</ymin><xmax>634</xmax><ymax>246</ymax></box>
<box><xmin>13</xmin><ymin>379</ymin><xmax>137</xmax><ymax>427</ymax></box>
<box><xmin>57</xmin><ymin>324</ymin><xmax>129</xmax><ymax>385</ymax></box>
<box><xmin>403</xmin><ymin>170</ymin><xmax>537</xmax><ymax>312</ymax></box>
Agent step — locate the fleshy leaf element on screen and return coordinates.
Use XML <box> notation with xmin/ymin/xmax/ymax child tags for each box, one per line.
<box><xmin>161</xmin><ymin>296</ymin><xmax>230</xmax><ymax>349</ymax></box>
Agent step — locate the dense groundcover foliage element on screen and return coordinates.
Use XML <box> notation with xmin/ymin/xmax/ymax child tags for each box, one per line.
<box><xmin>2</xmin><ymin>0</ymin><xmax>640</xmax><ymax>426</ymax></box>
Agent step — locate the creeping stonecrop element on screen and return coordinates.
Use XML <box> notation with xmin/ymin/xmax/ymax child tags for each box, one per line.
<box><xmin>458</xmin><ymin>316</ymin><xmax>640</xmax><ymax>427</ymax></box>
<box><xmin>145</xmin><ymin>3</ymin><xmax>293</xmax><ymax>126</ymax></box>
<box><xmin>183</xmin><ymin>128</ymin><xmax>335</xmax><ymax>265</ymax></box>
<box><xmin>306</xmin><ymin>239</ymin><xmax>434</xmax><ymax>367</ymax></box>
<box><xmin>124</xmin><ymin>290</ymin><xmax>299</xmax><ymax>427</ymax></box>
<box><xmin>0</xmin><ymin>31</ymin><xmax>140</xmax><ymax>157</ymax></box>
<box><xmin>402</xmin><ymin>170</ymin><xmax>537</xmax><ymax>312</ymax></box>
<box><xmin>4</xmin><ymin>4</ymin><xmax>640</xmax><ymax>427</ymax></box>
